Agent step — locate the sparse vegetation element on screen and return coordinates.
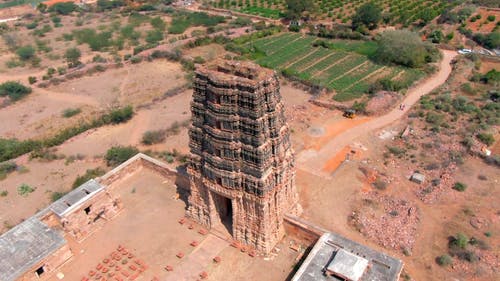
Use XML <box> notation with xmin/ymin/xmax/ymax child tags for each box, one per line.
<box><xmin>451</xmin><ymin>232</ymin><xmax>469</xmax><ymax>249</ymax></box>
<box><xmin>0</xmin><ymin>81</ymin><xmax>32</xmax><ymax>102</ymax></box>
<box><xmin>16</xmin><ymin>45</ymin><xmax>36</xmax><ymax>61</ymax></box>
<box><xmin>168</xmin><ymin>12</ymin><xmax>225</xmax><ymax>34</ymax></box>
<box><xmin>0</xmin><ymin>106</ymin><xmax>134</xmax><ymax>162</ymax></box>
<box><xmin>453</xmin><ymin>182</ymin><xmax>467</xmax><ymax>192</ymax></box>
<box><xmin>372</xmin><ymin>179</ymin><xmax>387</xmax><ymax>190</ymax></box>
<box><xmin>50</xmin><ymin>191</ymin><xmax>67</xmax><ymax>202</ymax></box>
<box><xmin>436</xmin><ymin>254</ymin><xmax>453</xmax><ymax>266</ymax></box>
<box><xmin>476</xmin><ymin>133</ymin><xmax>495</xmax><ymax>146</ymax></box>
<box><xmin>72</xmin><ymin>168</ymin><xmax>106</xmax><ymax>189</ymax></box>
<box><xmin>105</xmin><ymin>146</ymin><xmax>139</xmax><ymax>167</ymax></box>
<box><xmin>141</xmin><ymin>121</ymin><xmax>186</xmax><ymax>145</ymax></box>
<box><xmin>17</xmin><ymin>183</ymin><xmax>35</xmax><ymax>197</ymax></box>
<box><xmin>142</xmin><ymin>130</ymin><xmax>166</xmax><ymax>145</ymax></box>
<box><xmin>387</xmin><ymin>146</ymin><xmax>406</xmax><ymax>157</ymax></box>
<box><xmin>48</xmin><ymin>2</ymin><xmax>77</xmax><ymax>15</ymax></box>
<box><xmin>62</xmin><ymin>108</ymin><xmax>82</xmax><ymax>118</ymax></box>
<box><xmin>106</xmin><ymin>105</ymin><xmax>134</xmax><ymax>124</ymax></box>
<box><xmin>65</xmin><ymin>47</ymin><xmax>82</xmax><ymax>68</ymax></box>
<box><xmin>0</xmin><ymin>161</ymin><xmax>17</xmax><ymax>180</ymax></box>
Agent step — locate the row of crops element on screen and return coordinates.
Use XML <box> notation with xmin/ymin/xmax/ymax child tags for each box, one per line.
<box><xmin>212</xmin><ymin>0</ymin><xmax>459</xmax><ymax>26</ymax></box>
<box><xmin>0</xmin><ymin>0</ymin><xmax>42</xmax><ymax>9</ymax></box>
<box><xmin>246</xmin><ymin>33</ymin><xmax>424</xmax><ymax>101</ymax></box>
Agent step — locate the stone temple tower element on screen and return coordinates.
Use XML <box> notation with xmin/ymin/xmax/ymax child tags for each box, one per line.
<box><xmin>187</xmin><ymin>60</ymin><xmax>298</xmax><ymax>254</ymax></box>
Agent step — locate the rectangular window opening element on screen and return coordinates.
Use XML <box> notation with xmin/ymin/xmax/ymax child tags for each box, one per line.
<box><xmin>35</xmin><ymin>265</ymin><xmax>45</xmax><ymax>277</ymax></box>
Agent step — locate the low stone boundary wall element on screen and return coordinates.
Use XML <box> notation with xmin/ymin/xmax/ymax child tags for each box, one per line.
<box><xmin>283</xmin><ymin>214</ymin><xmax>327</xmax><ymax>245</ymax></box>
<box><xmin>99</xmin><ymin>153</ymin><xmax>189</xmax><ymax>188</ymax></box>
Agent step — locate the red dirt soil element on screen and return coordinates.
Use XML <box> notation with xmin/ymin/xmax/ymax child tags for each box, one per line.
<box><xmin>304</xmin><ymin>117</ymin><xmax>371</xmax><ymax>151</ymax></box>
<box><xmin>465</xmin><ymin>8</ymin><xmax>500</xmax><ymax>33</ymax></box>
<box><xmin>299</xmin><ymin>50</ymin><xmax>457</xmax><ymax>177</ymax></box>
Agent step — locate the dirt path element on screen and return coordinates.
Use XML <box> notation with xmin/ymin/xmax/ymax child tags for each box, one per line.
<box><xmin>298</xmin><ymin>50</ymin><xmax>457</xmax><ymax>177</ymax></box>
<box><xmin>36</xmin><ymin>87</ymin><xmax>100</xmax><ymax>107</ymax></box>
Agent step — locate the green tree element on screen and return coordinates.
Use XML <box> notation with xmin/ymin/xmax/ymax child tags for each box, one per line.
<box><xmin>105</xmin><ymin>105</ymin><xmax>134</xmax><ymax>124</ymax></box>
<box><xmin>453</xmin><ymin>182</ymin><xmax>467</xmax><ymax>192</ymax></box>
<box><xmin>352</xmin><ymin>3</ymin><xmax>382</xmax><ymax>30</ymax></box>
<box><xmin>485</xmin><ymin>32</ymin><xmax>499</xmax><ymax>49</ymax></box>
<box><xmin>49</xmin><ymin>2</ymin><xmax>77</xmax><ymax>15</ymax></box>
<box><xmin>482</xmin><ymin>69</ymin><xmax>499</xmax><ymax>85</ymax></box>
<box><xmin>16</xmin><ymin>45</ymin><xmax>36</xmax><ymax>61</ymax></box>
<box><xmin>97</xmin><ymin>0</ymin><xmax>125</xmax><ymax>11</ymax></box>
<box><xmin>105</xmin><ymin>146</ymin><xmax>139</xmax><ymax>167</ymax></box>
<box><xmin>453</xmin><ymin>233</ymin><xmax>469</xmax><ymax>249</ymax></box>
<box><xmin>436</xmin><ymin>255</ymin><xmax>453</xmax><ymax>266</ymax></box>
<box><xmin>419</xmin><ymin>8</ymin><xmax>438</xmax><ymax>24</ymax></box>
<box><xmin>477</xmin><ymin>133</ymin><xmax>495</xmax><ymax>146</ymax></box>
<box><xmin>146</xmin><ymin>30</ymin><xmax>163</xmax><ymax>44</ymax></box>
<box><xmin>37</xmin><ymin>3</ymin><xmax>47</xmax><ymax>13</ymax></box>
<box><xmin>284</xmin><ymin>0</ymin><xmax>315</xmax><ymax>20</ymax></box>
<box><xmin>373</xmin><ymin>30</ymin><xmax>438</xmax><ymax>68</ymax></box>
<box><xmin>0</xmin><ymin>81</ymin><xmax>32</xmax><ymax>101</ymax></box>
<box><xmin>150</xmin><ymin>17</ymin><xmax>166</xmax><ymax>31</ymax></box>
<box><xmin>429</xmin><ymin>30</ymin><xmax>444</xmax><ymax>43</ymax></box>
<box><xmin>64</xmin><ymin>47</ymin><xmax>81</xmax><ymax>68</ymax></box>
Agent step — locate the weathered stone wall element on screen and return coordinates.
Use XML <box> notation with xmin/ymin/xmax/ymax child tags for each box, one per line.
<box><xmin>100</xmin><ymin>153</ymin><xmax>188</xmax><ymax>190</ymax></box>
<box><xmin>60</xmin><ymin>190</ymin><xmax>122</xmax><ymax>241</ymax></box>
<box><xmin>18</xmin><ymin>244</ymin><xmax>72</xmax><ymax>281</ymax></box>
<box><xmin>283</xmin><ymin>215</ymin><xmax>326</xmax><ymax>246</ymax></box>
<box><xmin>100</xmin><ymin>158</ymin><xmax>143</xmax><ymax>188</ymax></box>
<box><xmin>187</xmin><ymin>60</ymin><xmax>299</xmax><ymax>254</ymax></box>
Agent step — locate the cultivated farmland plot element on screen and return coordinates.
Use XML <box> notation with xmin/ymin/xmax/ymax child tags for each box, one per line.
<box><xmin>212</xmin><ymin>0</ymin><xmax>457</xmax><ymax>26</ymax></box>
<box><xmin>247</xmin><ymin>33</ymin><xmax>424</xmax><ymax>101</ymax></box>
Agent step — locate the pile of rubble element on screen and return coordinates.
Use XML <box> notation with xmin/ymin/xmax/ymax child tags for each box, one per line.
<box><xmin>285</xmin><ymin>104</ymin><xmax>309</xmax><ymax>123</ymax></box>
<box><xmin>365</xmin><ymin>91</ymin><xmax>400</xmax><ymax>116</ymax></box>
<box><xmin>350</xmin><ymin>192</ymin><xmax>420</xmax><ymax>252</ymax></box>
<box><xmin>451</xmin><ymin>248</ymin><xmax>500</xmax><ymax>277</ymax></box>
<box><xmin>414</xmin><ymin>163</ymin><xmax>457</xmax><ymax>204</ymax></box>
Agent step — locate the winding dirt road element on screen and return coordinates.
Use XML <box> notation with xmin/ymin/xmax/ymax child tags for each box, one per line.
<box><xmin>298</xmin><ymin>50</ymin><xmax>458</xmax><ymax>177</ymax></box>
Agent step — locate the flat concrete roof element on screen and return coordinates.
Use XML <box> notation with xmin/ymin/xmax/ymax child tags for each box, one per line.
<box><xmin>326</xmin><ymin>249</ymin><xmax>368</xmax><ymax>281</ymax></box>
<box><xmin>50</xmin><ymin>179</ymin><xmax>104</xmax><ymax>217</ymax></box>
<box><xmin>292</xmin><ymin>233</ymin><xmax>403</xmax><ymax>281</ymax></box>
<box><xmin>0</xmin><ymin>217</ymin><xmax>66</xmax><ymax>281</ymax></box>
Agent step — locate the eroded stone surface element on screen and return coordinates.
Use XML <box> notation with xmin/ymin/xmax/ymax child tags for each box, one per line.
<box><xmin>187</xmin><ymin>60</ymin><xmax>299</xmax><ymax>254</ymax></box>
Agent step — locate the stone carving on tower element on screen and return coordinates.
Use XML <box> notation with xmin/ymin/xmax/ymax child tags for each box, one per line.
<box><xmin>187</xmin><ymin>60</ymin><xmax>298</xmax><ymax>254</ymax></box>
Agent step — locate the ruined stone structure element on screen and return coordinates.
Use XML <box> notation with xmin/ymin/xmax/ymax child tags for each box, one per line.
<box><xmin>187</xmin><ymin>60</ymin><xmax>298</xmax><ymax>253</ymax></box>
<box><xmin>43</xmin><ymin>179</ymin><xmax>122</xmax><ymax>241</ymax></box>
<box><xmin>0</xmin><ymin>153</ymin><xmax>179</xmax><ymax>281</ymax></box>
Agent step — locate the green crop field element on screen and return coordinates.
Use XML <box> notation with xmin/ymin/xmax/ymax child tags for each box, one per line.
<box><xmin>246</xmin><ymin>33</ymin><xmax>424</xmax><ymax>101</ymax></box>
<box><xmin>0</xmin><ymin>0</ymin><xmax>42</xmax><ymax>9</ymax></box>
<box><xmin>212</xmin><ymin>0</ymin><xmax>458</xmax><ymax>26</ymax></box>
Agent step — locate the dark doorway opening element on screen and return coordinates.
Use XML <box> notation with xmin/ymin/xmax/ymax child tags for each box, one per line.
<box><xmin>35</xmin><ymin>265</ymin><xmax>45</xmax><ymax>277</ymax></box>
<box><xmin>212</xmin><ymin>192</ymin><xmax>233</xmax><ymax>236</ymax></box>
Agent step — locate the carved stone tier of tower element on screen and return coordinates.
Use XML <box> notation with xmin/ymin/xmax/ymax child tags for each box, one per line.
<box><xmin>186</xmin><ymin>60</ymin><xmax>298</xmax><ymax>254</ymax></box>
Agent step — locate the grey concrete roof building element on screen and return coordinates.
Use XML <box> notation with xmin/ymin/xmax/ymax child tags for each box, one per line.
<box><xmin>0</xmin><ymin>217</ymin><xmax>67</xmax><ymax>281</ymax></box>
<box><xmin>292</xmin><ymin>233</ymin><xmax>403</xmax><ymax>281</ymax></box>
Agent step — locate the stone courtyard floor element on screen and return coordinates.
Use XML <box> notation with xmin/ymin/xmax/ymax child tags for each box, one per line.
<box><xmin>49</xmin><ymin>168</ymin><xmax>302</xmax><ymax>281</ymax></box>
